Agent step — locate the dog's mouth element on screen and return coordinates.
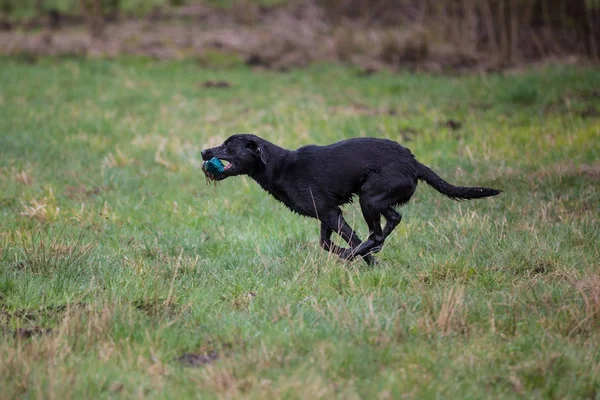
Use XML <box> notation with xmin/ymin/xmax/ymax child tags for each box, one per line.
<box><xmin>202</xmin><ymin>158</ymin><xmax>233</xmax><ymax>182</ymax></box>
<box><xmin>221</xmin><ymin>161</ymin><xmax>233</xmax><ymax>174</ymax></box>
<box><xmin>220</xmin><ymin>160</ymin><xmax>233</xmax><ymax>171</ymax></box>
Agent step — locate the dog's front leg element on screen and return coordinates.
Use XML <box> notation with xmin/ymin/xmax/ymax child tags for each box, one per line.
<box><xmin>339</xmin><ymin>247</ymin><xmax>376</xmax><ymax>266</ymax></box>
<box><xmin>319</xmin><ymin>223</ymin><xmax>347</xmax><ymax>257</ymax></box>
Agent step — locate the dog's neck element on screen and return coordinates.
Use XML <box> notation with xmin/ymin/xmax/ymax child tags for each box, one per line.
<box><xmin>249</xmin><ymin>144</ymin><xmax>299</xmax><ymax>210</ymax></box>
<box><xmin>250</xmin><ymin>144</ymin><xmax>294</xmax><ymax>188</ymax></box>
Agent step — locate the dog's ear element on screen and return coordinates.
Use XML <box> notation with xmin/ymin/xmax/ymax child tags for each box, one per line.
<box><xmin>247</xmin><ymin>140</ymin><xmax>268</xmax><ymax>164</ymax></box>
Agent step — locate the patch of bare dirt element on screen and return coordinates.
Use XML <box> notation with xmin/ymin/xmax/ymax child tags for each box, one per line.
<box><xmin>200</xmin><ymin>80</ymin><xmax>232</xmax><ymax>88</ymax></box>
<box><xmin>441</xmin><ymin>119</ymin><xmax>463</xmax><ymax>131</ymax></box>
<box><xmin>331</xmin><ymin>103</ymin><xmax>398</xmax><ymax>117</ymax></box>
<box><xmin>177</xmin><ymin>340</ymin><xmax>239</xmax><ymax>367</ymax></box>
<box><xmin>64</xmin><ymin>184</ymin><xmax>109</xmax><ymax>200</ymax></box>
<box><xmin>10</xmin><ymin>327</ymin><xmax>53</xmax><ymax>339</ymax></box>
<box><xmin>178</xmin><ymin>350</ymin><xmax>219</xmax><ymax>366</ymax></box>
<box><xmin>132</xmin><ymin>298</ymin><xmax>181</xmax><ymax>318</ymax></box>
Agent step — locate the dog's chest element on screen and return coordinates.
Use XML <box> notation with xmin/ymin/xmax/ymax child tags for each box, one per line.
<box><xmin>257</xmin><ymin>180</ymin><xmax>316</xmax><ymax>217</ymax></box>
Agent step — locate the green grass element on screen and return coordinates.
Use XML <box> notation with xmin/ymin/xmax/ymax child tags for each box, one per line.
<box><xmin>1</xmin><ymin>58</ymin><xmax>599</xmax><ymax>399</ymax></box>
<box><xmin>2</xmin><ymin>0</ymin><xmax>290</xmax><ymax>20</ymax></box>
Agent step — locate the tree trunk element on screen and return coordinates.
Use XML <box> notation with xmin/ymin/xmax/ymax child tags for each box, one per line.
<box><xmin>80</xmin><ymin>0</ymin><xmax>104</xmax><ymax>39</ymax></box>
<box><xmin>480</xmin><ymin>0</ymin><xmax>499</xmax><ymax>55</ymax></box>
<box><xmin>497</xmin><ymin>0</ymin><xmax>510</xmax><ymax>63</ymax></box>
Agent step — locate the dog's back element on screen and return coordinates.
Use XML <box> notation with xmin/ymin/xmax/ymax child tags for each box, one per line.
<box><xmin>294</xmin><ymin>137</ymin><xmax>418</xmax><ymax>188</ymax></box>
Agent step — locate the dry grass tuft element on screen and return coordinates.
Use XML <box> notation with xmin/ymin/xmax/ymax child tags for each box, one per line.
<box><xmin>435</xmin><ymin>286</ymin><xmax>466</xmax><ymax>335</ymax></box>
<box><xmin>101</xmin><ymin>147</ymin><xmax>133</xmax><ymax>170</ymax></box>
<box><xmin>154</xmin><ymin>138</ymin><xmax>178</xmax><ymax>171</ymax></box>
<box><xmin>13</xmin><ymin>167</ymin><xmax>33</xmax><ymax>186</ymax></box>
<box><xmin>20</xmin><ymin>198</ymin><xmax>51</xmax><ymax>221</ymax></box>
<box><xmin>19</xmin><ymin>189</ymin><xmax>59</xmax><ymax>223</ymax></box>
<box><xmin>568</xmin><ymin>275</ymin><xmax>600</xmax><ymax>336</ymax></box>
<box><xmin>420</xmin><ymin>286</ymin><xmax>467</xmax><ymax>336</ymax></box>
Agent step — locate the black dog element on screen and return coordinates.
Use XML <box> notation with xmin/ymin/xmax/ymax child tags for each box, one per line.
<box><xmin>201</xmin><ymin>134</ymin><xmax>501</xmax><ymax>265</ymax></box>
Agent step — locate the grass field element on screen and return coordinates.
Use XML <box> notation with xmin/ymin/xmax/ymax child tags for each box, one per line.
<box><xmin>0</xmin><ymin>58</ymin><xmax>599</xmax><ymax>399</ymax></box>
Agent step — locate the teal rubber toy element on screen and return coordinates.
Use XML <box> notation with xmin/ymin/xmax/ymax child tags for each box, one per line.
<box><xmin>203</xmin><ymin>157</ymin><xmax>225</xmax><ymax>175</ymax></box>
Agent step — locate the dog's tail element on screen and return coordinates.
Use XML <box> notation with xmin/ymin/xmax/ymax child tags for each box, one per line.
<box><xmin>416</xmin><ymin>162</ymin><xmax>501</xmax><ymax>201</ymax></box>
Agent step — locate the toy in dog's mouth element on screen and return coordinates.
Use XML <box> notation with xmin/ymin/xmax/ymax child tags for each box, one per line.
<box><xmin>202</xmin><ymin>157</ymin><xmax>232</xmax><ymax>182</ymax></box>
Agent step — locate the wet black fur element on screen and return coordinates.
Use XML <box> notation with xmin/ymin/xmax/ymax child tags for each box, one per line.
<box><xmin>201</xmin><ymin>134</ymin><xmax>501</xmax><ymax>265</ymax></box>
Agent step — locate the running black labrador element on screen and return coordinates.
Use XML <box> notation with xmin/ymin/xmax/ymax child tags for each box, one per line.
<box><xmin>201</xmin><ymin>134</ymin><xmax>501</xmax><ymax>265</ymax></box>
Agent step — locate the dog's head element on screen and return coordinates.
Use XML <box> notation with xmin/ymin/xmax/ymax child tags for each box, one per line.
<box><xmin>201</xmin><ymin>134</ymin><xmax>268</xmax><ymax>181</ymax></box>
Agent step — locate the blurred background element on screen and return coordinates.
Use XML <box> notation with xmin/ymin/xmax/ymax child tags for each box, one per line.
<box><xmin>1</xmin><ymin>0</ymin><xmax>598</xmax><ymax>72</ymax></box>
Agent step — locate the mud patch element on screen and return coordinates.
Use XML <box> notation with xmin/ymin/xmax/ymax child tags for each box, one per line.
<box><xmin>178</xmin><ymin>350</ymin><xmax>219</xmax><ymax>366</ymax></box>
<box><xmin>200</xmin><ymin>80</ymin><xmax>232</xmax><ymax>89</ymax></box>
<box><xmin>132</xmin><ymin>298</ymin><xmax>179</xmax><ymax>318</ymax></box>
<box><xmin>64</xmin><ymin>184</ymin><xmax>109</xmax><ymax>200</ymax></box>
<box><xmin>10</xmin><ymin>326</ymin><xmax>53</xmax><ymax>339</ymax></box>
<box><xmin>507</xmin><ymin>254</ymin><xmax>557</xmax><ymax>277</ymax></box>
<box><xmin>332</xmin><ymin>103</ymin><xmax>398</xmax><ymax>117</ymax></box>
<box><xmin>442</xmin><ymin>119</ymin><xmax>462</xmax><ymax>131</ymax></box>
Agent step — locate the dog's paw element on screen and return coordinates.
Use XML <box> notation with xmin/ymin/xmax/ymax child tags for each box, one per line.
<box><xmin>363</xmin><ymin>254</ymin><xmax>377</xmax><ymax>266</ymax></box>
<box><xmin>340</xmin><ymin>248</ymin><xmax>355</xmax><ymax>260</ymax></box>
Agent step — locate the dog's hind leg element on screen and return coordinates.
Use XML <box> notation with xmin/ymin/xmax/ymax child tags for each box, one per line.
<box><xmin>342</xmin><ymin>193</ymin><xmax>385</xmax><ymax>259</ymax></box>
<box><xmin>320</xmin><ymin>210</ymin><xmax>375</xmax><ymax>265</ymax></box>
<box><xmin>336</xmin><ymin>217</ymin><xmax>376</xmax><ymax>266</ymax></box>
<box><xmin>382</xmin><ymin>207</ymin><xmax>402</xmax><ymax>239</ymax></box>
